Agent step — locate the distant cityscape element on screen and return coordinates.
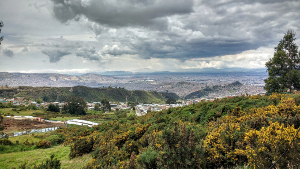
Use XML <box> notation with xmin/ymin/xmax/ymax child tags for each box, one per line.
<box><xmin>0</xmin><ymin>71</ymin><xmax>267</xmax><ymax>98</ymax></box>
<box><xmin>0</xmin><ymin>71</ymin><xmax>268</xmax><ymax>117</ymax></box>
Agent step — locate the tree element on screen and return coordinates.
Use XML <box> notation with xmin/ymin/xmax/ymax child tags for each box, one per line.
<box><xmin>0</xmin><ymin>113</ymin><xmax>4</xmax><ymax>134</ymax></box>
<box><xmin>62</xmin><ymin>96</ymin><xmax>86</xmax><ymax>115</ymax></box>
<box><xmin>94</xmin><ymin>103</ymin><xmax>101</xmax><ymax>111</ymax></box>
<box><xmin>0</xmin><ymin>21</ymin><xmax>3</xmax><ymax>45</ymax></box>
<box><xmin>101</xmin><ymin>99</ymin><xmax>111</xmax><ymax>112</ymax></box>
<box><xmin>47</xmin><ymin>104</ymin><xmax>60</xmax><ymax>112</ymax></box>
<box><xmin>36</xmin><ymin>98</ymin><xmax>42</xmax><ymax>104</ymax></box>
<box><xmin>166</xmin><ymin>98</ymin><xmax>176</xmax><ymax>104</ymax></box>
<box><xmin>43</xmin><ymin>95</ymin><xmax>50</xmax><ymax>102</ymax></box>
<box><xmin>264</xmin><ymin>30</ymin><xmax>300</xmax><ymax>93</ymax></box>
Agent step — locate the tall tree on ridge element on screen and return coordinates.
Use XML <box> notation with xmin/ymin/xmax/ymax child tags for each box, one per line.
<box><xmin>264</xmin><ymin>30</ymin><xmax>300</xmax><ymax>93</ymax></box>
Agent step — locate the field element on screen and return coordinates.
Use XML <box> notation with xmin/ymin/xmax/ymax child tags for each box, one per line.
<box><xmin>2</xmin><ymin>118</ymin><xmax>65</xmax><ymax>134</ymax></box>
<box><xmin>0</xmin><ymin>145</ymin><xmax>92</xmax><ymax>169</ymax></box>
<box><xmin>49</xmin><ymin>116</ymin><xmax>80</xmax><ymax>121</ymax></box>
<box><xmin>0</xmin><ymin>108</ymin><xmax>45</xmax><ymax>116</ymax></box>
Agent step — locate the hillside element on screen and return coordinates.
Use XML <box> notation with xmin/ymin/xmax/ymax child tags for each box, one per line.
<box><xmin>0</xmin><ymin>86</ymin><xmax>178</xmax><ymax>103</ymax></box>
<box><xmin>52</xmin><ymin>93</ymin><xmax>300</xmax><ymax>168</ymax></box>
<box><xmin>184</xmin><ymin>81</ymin><xmax>243</xmax><ymax>99</ymax></box>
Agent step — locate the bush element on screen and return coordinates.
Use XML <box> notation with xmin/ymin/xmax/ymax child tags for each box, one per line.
<box><xmin>0</xmin><ymin>139</ymin><xmax>12</xmax><ymax>145</ymax></box>
<box><xmin>45</xmin><ymin>135</ymin><xmax>63</xmax><ymax>145</ymax></box>
<box><xmin>36</xmin><ymin>140</ymin><xmax>51</xmax><ymax>148</ymax></box>
<box><xmin>127</xmin><ymin>112</ymin><xmax>136</xmax><ymax>120</ymax></box>
<box><xmin>69</xmin><ymin>136</ymin><xmax>94</xmax><ymax>158</ymax></box>
<box><xmin>18</xmin><ymin>154</ymin><xmax>61</xmax><ymax>169</ymax></box>
<box><xmin>137</xmin><ymin>149</ymin><xmax>158</xmax><ymax>169</ymax></box>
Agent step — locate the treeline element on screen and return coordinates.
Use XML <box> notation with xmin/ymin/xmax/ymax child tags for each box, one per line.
<box><xmin>53</xmin><ymin>93</ymin><xmax>300</xmax><ymax>168</ymax></box>
<box><xmin>0</xmin><ymin>86</ymin><xmax>178</xmax><ymax>103</ymax></box>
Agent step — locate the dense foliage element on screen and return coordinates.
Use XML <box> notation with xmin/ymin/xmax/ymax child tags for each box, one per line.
<box><xmin>101</xmin><ymin>99</ymin><xmax>111</xmax><ymax>112</ymax></box>
<box><xmin>62</xmin><ymin>95</ymin><xmax>86</xmax><ymax>115</ymax></box>
<box><xmin>47</xmin><ymin>103</ymin><xmax>60</xmax><ymax>112</ymax></box>
<box><xmin>0</xmin><ymin>86</ymin><xmax>177</xmax><ymax>103</ymax></box>
<box><xmin>265</xmin><ymin>30</ymin><xmax>300</xmax><ymax>93</ymax></box>
<box><xmin>53</xmin><ymin>93</ymin><xmax>300</xmax><ymax>168</ymax></box>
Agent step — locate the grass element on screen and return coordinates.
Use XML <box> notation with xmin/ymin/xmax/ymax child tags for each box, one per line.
<box><xmin>8</xmin><ymin>133</ymin><xmax>43</xmax><ymax>144</ymax></box>
<box><xmin>0</xmin><ymin>145</ymin><xmax>92</xmax><ymax>169</ymax></box>
<box><xmin>0</xmin><ymin>144</ymin><xmax>38</xmax><ymax>154</ymax></box>
<box><xmin>88</xmin><ymin>119</ymin><xmax>107</xmax><ymax>124</ymax></box>
<box><xmin>0</xmin><ymin>108</ymin><xmax>45</xmax><ymax>116</ymax></box>
<box><xmin>0</xmin><ymin>133</ymin><xmax>53</xmax><ymax>154</ymax></box>
<box><xmin>49</xmin><ymin>116</ymin><xmax>80</xmax><ymax>121</ymax></box>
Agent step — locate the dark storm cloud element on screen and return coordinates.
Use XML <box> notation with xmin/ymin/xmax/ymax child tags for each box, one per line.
<box><xmin>50</xmin><ymin>0</ymin><xmax>194</xmax><ymax>28</ymax></box>
<box><xmin>37</xmin><ymin>38</ymin><xmax>108</xmax><ymax>62</ymax></box>
<box><xmin>41</xmin><ymin>49</ymin><xmax>71</xmax><ymax>63</ymax></box>
<box><xmin>2</xmin><ymin>48</ymin><xmax>14</xmax><ymax>57</ymax></box>
<box><xmin>49</xmin><ymin>0</ymin><xmax>300</xmax><ymax>60</ymax></box>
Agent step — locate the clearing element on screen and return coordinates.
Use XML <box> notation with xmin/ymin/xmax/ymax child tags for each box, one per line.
<box><xmin>2</xmin><ymin>117</ymin><xmax>65</xmax><ymax>134</ymax></box>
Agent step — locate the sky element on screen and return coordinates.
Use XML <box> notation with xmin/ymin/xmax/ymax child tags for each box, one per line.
<box><xmin>0</xmin><ymin>0</ymin><xmax>300</xmax><ymax>74</ymax></box>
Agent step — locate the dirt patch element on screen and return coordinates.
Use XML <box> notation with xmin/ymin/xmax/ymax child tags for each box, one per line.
<box><xmin>2</xmin><ymin>118</ymin><xmax>66</xmax><ymax>133</ymax></box>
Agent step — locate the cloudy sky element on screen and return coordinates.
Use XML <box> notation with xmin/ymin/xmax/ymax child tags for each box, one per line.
<box><xmin>0</xmin><ymin>0</ymin><xmax>300</xmax><ymax>74</ymax></box>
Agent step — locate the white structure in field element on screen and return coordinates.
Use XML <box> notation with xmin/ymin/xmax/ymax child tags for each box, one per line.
<box><xmin>66</xmin><ymin>119</ymin><xmax>99</xmax><ymax>127</ymax></box>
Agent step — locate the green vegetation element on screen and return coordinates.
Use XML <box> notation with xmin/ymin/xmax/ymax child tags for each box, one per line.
<box><xmin>2</xmin><ymin>91</ymin><xmax>300</xmax><ymax>168</ymax></box>
<box><xmin>0</xmin><ymin>107</ymin><xmax>45</xmax><ymax>116</ymax></box>
<box><xmin>101</xmin><ymin>98</ymin><xmax>111</xmax><ymax>112</ymax></box>
<box><xmin>0</xmin><ymin>86</ymin><xmax>177</xmax><ymax>103</ymax></box>
<box><xmin>166</xmin><ymin>97</ymin><xmax>176</xmax><ymax>104</ymax></box>
<box><xmin>47</xmin><ymin>103</ymin><xmax>60</xmax><ymax>112</ymax></box>
<box><xmin>62</xmin><ymin>96</ymin><xmax>86</xmax><ymax>115</ymax></box>
<box><xmin>49</xmin><ymin>116</ymin><xmax>80</xmax><ymax>121</ymax></box>
<box><xmin>41</xmin><ymin>93</ymin><xmax>300</xmax><ymax>168</ymax></box>
<box><xmin>8</xmin><ymin>134</ymin><xmax>43</xmax><ymax>143</ymax></box>
<box><xmin>265</xmin><ymin>30</ymin><xmax>300</xmax><ymax>93</ymax></box>
<box><xmin>0</xmin><ymin>145</ymin><xmax>92</xmax><ymax>169</ymax></box>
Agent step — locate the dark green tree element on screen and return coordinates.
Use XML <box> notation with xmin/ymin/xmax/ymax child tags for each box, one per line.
<box><xmin>166</xmin><ymin>98</ymin><xmax>176</xmax><ymax>104</ymax></box>
<box><xmin>43</xmin><ymin>95</ymin><xmax>50</xmax><ymax>102</ymax></box>
<box><xmin>47</xmin><ymin>104</ymin><xmax>60</xmax><ymax>112</ymax></box>
<box><xmin>101</xmin><ymin>99</ymin><xmax>111</xmax><ymax>112</ymax></box>
<box><xmin>0</xmin><ymin>114</ymin><xmax>4</xmax><ymax>134</ymax></box>
<box><xmin>264</xmin><ymin>30</ymin><xmax>300</xmax><ymax>93</ymax></box>
<box><xmin>63</xmin><ymin>96</ymin><xmax>86</xmax><ymax>115</ymax></box>
<box><xmin>36</xmin><ymin>98</ymin><xmax>42</xmax><ymax>104</ymax></box>
<box><xmin>0</xmin><ymin>21</ymin><xmax>3</xmax><ymax>45</ymax></box>
<box><xmin>94</xmin><ymin>103</ymin><xmax>101</xmax><ymax>111</ymax></box>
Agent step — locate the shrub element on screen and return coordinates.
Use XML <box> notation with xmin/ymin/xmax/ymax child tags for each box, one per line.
<box><xmin>69</xmin><ymin>136</ymin><xmax>94</xmax><ymax>158</ymax></box>
<box><xmin>18</xmin><ymin>154</ymin><xmax>61</xmax><ymax>169</ymax></box>
<box><xmin>36</xmin><ymin>140</ymin><xmax>51</xmax><ymax>148</ymax></box>
<box><xmin>45</xmin><ymin>135</ymin><xmax>63</xmax><ymax>145</ymax></box>
<box><xmin>137</xmin><ymin>149</ymin><xmax>158</xmax><ymax>169</ymax></box>
<box><xmin>0</xmin><ymin>139</ymin><xmax>12</xmax><ymax>145</ymax></box>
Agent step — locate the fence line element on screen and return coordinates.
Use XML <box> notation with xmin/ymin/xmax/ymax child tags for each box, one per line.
<box><xmin>0</xmin><ymin>127</ymin><xmax>59</xmax><ymax>138</ymax></box>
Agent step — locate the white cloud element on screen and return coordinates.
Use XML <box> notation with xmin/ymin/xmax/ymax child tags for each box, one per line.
<box><xmin>0</xmin><ymin>0</ymin><xmax>299</xmax><ymax>73</ymax></box>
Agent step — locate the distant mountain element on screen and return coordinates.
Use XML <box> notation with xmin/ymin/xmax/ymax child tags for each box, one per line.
<box><xmin>184</xmin><ymin>81</ymin><xmax>243</xmax><ymax>99</ymax></box>
<box><xmin>0</xmin><ymin>86</ymin><xmax>179</xmax><ymax>103</ymax></box>
<box><xmin>0</xmin><ymin>72</ymin><xmax>116</xmax><ymax>87</ymax></box>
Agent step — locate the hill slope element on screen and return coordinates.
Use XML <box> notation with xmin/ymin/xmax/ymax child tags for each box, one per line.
<box><xmin>0</xmin><ymin>86</ymin><xmax>179</xmax><ymax>103</ymax></box>
<box><xmin>184</xmin><ymin>81</ymin><xmax>243</xmax><ymax>99</ymax></box>
<box><xmin>54</xmin><ymin>93</ymin><xmax>300</xmax><ymax>168</ymax></box>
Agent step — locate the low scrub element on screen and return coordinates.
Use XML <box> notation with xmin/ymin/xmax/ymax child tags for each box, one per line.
<box><xmin>36</xmin><ymin>140</ymin><xmax>51</xmax><ymax>149</ymax></box>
